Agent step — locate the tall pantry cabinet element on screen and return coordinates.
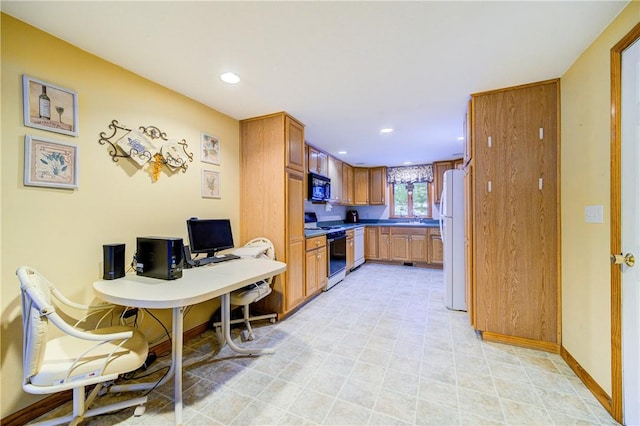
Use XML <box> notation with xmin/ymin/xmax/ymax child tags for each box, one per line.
<box><xmin>240</xmin><ymin>112</ymin><xmax>306</xmax><ymax>317</ymax></box>
<box><xmin>469</xmin><ymin>79</ymin><xmax>560</xmax><ymax>350</ymax></box>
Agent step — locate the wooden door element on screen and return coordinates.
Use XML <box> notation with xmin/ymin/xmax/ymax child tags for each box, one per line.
<box><xmin>473</xmin><ymin>80</ymin><xmax>558</xmax><ymax>344</ymax></box>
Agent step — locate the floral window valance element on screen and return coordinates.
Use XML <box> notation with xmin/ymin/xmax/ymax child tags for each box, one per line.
<box><xmin>387</xmin><ymin>164</ymin><xmax>433</xmax><ymax>184</ymax></box>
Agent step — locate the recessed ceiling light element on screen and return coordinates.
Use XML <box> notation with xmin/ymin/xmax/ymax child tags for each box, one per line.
<box><xmin>380</xmin><ymin>128</ymin><xmax>394</xmax><ymax>134</ymax></box>
<box><xmin>220</xmin><ymin>72</ymin><xmax>240</xmax><ymax>84</ymax></box>
<box><xmin>457</xmin><ymin>136</ymin><xmax>464</xmax><ymax>141</ymax></box>
<box><xmin>403</xmin><ymin>161</ymin><xmax>413</xmax><ymax>165</ymax></box>
<box><xmin>338</xmin><ymin>151</ymin><xmax>347</xmax><ymax>155</ymax></box>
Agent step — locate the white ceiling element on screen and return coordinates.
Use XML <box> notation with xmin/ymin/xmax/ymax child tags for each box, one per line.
<box><xmin>2</xmin><ymin>1</ymin><xmax>628</xmax><ymax>166</ymax></box>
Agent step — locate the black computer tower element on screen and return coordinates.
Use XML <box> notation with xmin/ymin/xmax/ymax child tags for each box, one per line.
<box><xmin>136</xmin><ymin>237</ymin><xmax>184</xmax><ymax>280</ymax></box>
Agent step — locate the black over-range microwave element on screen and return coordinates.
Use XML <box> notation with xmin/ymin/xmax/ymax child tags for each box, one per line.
<box><xmin>308</xmin><ymin>172</ymin><xmax>331</xmax><ymax>202</ymax></box>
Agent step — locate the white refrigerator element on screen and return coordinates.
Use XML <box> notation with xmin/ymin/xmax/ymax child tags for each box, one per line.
<box><xmin>439</xmin><ymin>169</ymin><xmax>466</xmax><ymax>311</ymax></box>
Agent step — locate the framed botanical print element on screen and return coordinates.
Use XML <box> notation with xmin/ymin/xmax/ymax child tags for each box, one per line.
<box><xmin>24</xmin><ymin>135</ymin><xmax>79</xmax><ymax>189</ymax></box>
<box><xmin>201</xmin><ymin>170</ymin><xmax>220</xmax><ymax>198</ymax></box>
<box><xmin>23</xmin><ymin>75</ymin><xmax>79</xmax><ymax>137</ymax></box>
<box><xmin>201</xmin><ymin>132</ymin><xmax>220</xmax><ymax>165</ymax></box>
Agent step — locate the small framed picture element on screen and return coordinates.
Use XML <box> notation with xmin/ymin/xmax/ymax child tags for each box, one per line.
<box><xmin>201</xmin><ymin>132</ymin><xmax>220</xmax><ymax>165</ymax></box>
<box><xmin>23</xmin><ymin>75</ymin><xmax>79</xmax><ymax>137</ymax></box>
<box><xmin>24</xmin><ymin>135</ymin><xmax>79</xmax><ymax>189</ymax></box>
<box><xmin>201</xmin><ymin>170</ymin><xmax>220</xmax><ymax>198</ymax></box>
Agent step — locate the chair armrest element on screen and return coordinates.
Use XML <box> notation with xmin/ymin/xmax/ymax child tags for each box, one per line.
<box><xmin>51</xmin><ymin>286</ymin><xmax>115</xmax><ymax>311</ymax></box>
<box><xmin>49</xmin><ymin>312</ymin><xmax>133</xmax><ymax>342</ymax></box>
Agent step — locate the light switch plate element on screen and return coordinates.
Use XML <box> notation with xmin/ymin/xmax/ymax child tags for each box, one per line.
<box><xmin>585</xmin><ymin>205</ymin><xmax>604</xmax><ymax>223</ymax></box>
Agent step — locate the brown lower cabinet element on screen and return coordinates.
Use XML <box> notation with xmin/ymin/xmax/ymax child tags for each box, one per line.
<box><xmin>427</xmin><ymin>228</ymin><xmax>443</xmax><ymax>265</ymax></box>
<box><xmin>365</xmin><ymin>227</ymin><xmax>379</xmax><ymax>259</ymax></box>
<box><xmin>379</xmin><ymin>227</ymin><xmax>390</xmax><ymax>260</ymax></box>
<box><xmin>364</xmin><ymin>226</ymin><xmax>442</xmax><ymax>267</ymax></box>
<box><xmin>305</xmin><ymin>236</ymin><xmax>327</xmax><ymax>296</ymax></box>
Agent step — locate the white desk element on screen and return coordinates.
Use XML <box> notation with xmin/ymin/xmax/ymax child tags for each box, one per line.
<box><xmin>93</xmin><ymin>257</ymin><xmax>286</xmax><ymax>426</ymax></box>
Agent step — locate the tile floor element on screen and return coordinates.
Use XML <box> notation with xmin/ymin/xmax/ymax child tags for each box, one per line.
<box><xmin>38</xmin><ymin>263</ymin><xmax>619</xmax><ymax>425</ymax></box>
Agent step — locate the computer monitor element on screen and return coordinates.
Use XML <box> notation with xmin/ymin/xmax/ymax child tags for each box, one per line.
<box><xmin>186</xmin><ymin>218</ymin><xmax>235</xmax><ymax>258</ymax></box>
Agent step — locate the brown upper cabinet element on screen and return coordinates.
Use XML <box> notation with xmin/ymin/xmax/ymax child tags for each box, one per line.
<box><xmin>286</xmin><ymin>117</ymin><xmax>305</xmax><ymax>173</ymax></box>
<box><xmin>327</xmin><ymin>155</ymin><xmax>343</xmax><ymax>204</ymax></box>
<box><xmin>353</xmin><ymin>168</ymin><xmax>369</xmax><ymax>205</ymax></box>
<box><xmin>307</xmin><ymin>145</ymin><xmax>328</xmax><ymax>177</ymax></box>
<box><xmin>432</xmin><ymin>160</ymin><xmax>454</xmax><ymax>204</ymax></box>
<box><xmin>304</xmin><ymin>145</ymin><xmax>386</xmax><ymax>206</ymax></box>
<box><xmin>368</xmin><ymin>166</ymin><xmax>387</xmax><ymax>205</ymax></box>
<box><xmin>342</xmin><ymin>162</ymin><xmax>354</xmax><ymax>205</ymax></box>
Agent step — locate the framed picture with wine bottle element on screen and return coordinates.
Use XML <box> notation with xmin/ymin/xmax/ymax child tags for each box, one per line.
<box><xmin>22</xmin><ymin>75</ymin><xmax>79</xmax><ymax>137</ymax></box>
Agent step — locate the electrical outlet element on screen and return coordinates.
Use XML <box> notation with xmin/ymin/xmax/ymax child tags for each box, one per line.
<box><xmin>585</xmin><ymin>205</ymin><xmax>604</xmax><ymax>224</ymax></box>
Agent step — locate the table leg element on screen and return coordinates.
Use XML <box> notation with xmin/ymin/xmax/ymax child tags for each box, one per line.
<box><xmin>220</xmin><ymin>293</ymin><xmax>274</xmax><ymax>355</ymax></box>
<box><xmin>173</xmin><ymin>306</ymin><xmax>184</xmax><ymax>426</ymax></box>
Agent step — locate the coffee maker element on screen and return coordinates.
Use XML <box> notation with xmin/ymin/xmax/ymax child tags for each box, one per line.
<box><xmin>345</xmin><ymin>210</ymin><xmax>359</xmax><ymax>223</ymax></box>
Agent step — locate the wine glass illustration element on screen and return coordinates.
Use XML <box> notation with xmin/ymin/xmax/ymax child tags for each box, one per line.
<box><xmin>55</xmin><ymin>106</ymin><xmax>64</xmax><ymax>123</ymax></box>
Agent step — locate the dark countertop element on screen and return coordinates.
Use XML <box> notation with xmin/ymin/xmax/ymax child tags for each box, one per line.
<box><xmin>304</xmin><ymin>219</ymin><xmax>439</xmax><ymax>238</ymax></box>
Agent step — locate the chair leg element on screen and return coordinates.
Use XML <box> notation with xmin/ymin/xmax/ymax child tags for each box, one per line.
<box><xmin>30</xmin><ymin>383</ymin><xmax>147</xmax><ymax>426</ymax></box>
<box><xmin>70</xmin><ymin>386</ymin><xmax>86</xmax><ymax>425</ymax></box>
<box><xmin>241</xmin><ymin>305</ymin><xmax>254</xmax><ymax>341</ymax></box>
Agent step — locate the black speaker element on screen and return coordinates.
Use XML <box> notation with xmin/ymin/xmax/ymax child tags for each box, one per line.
<box><xmin>103</xmin><ymin>243</ymin><xmax>125</xmax><ymax>280</ymax></box>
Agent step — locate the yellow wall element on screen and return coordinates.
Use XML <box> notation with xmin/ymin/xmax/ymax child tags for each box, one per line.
<box><xmin>1</xmin><ymin>14</ymin><xmax>240</xmax><ymax>417</ymax></box>
<box><xmin>561</xmin><ymin>2</ymin><xmax>639</xmax><ymax>396</ymax></box>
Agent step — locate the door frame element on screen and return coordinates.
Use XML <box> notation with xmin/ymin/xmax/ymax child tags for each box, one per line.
<box><xmin>610</xmin><ymin>21</ymin><xmax>640</xmax><ymax>424</ymax></box>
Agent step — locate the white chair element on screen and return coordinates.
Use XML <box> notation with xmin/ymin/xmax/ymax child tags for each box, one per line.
<box><xmin>213</xmin><ymin>238</ymin><xmax>277</xmax><ymax>342</ymax></box>
<box><xmin>16</xmin><ymin>266</ymin><xmax>148</xmax><ymax>426</ymax></box>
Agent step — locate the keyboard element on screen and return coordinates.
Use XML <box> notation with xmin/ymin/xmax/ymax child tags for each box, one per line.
<box><xmin>196</xmin><ymin>254</ymin><xmax>241</xmax><ymax>266</ymax></box>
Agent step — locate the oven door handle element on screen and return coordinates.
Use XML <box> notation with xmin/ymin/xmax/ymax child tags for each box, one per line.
<box><xmin>327</xmin><ymin>236</ymin><xmax>346</xmax><ymax>243</ymax></box>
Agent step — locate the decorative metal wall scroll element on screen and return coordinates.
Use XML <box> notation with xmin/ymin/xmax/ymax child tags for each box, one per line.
<box><xmin>99</xmin><ymin>120</ymin><xmax>193</xmax><ymax>181</ymax></box>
